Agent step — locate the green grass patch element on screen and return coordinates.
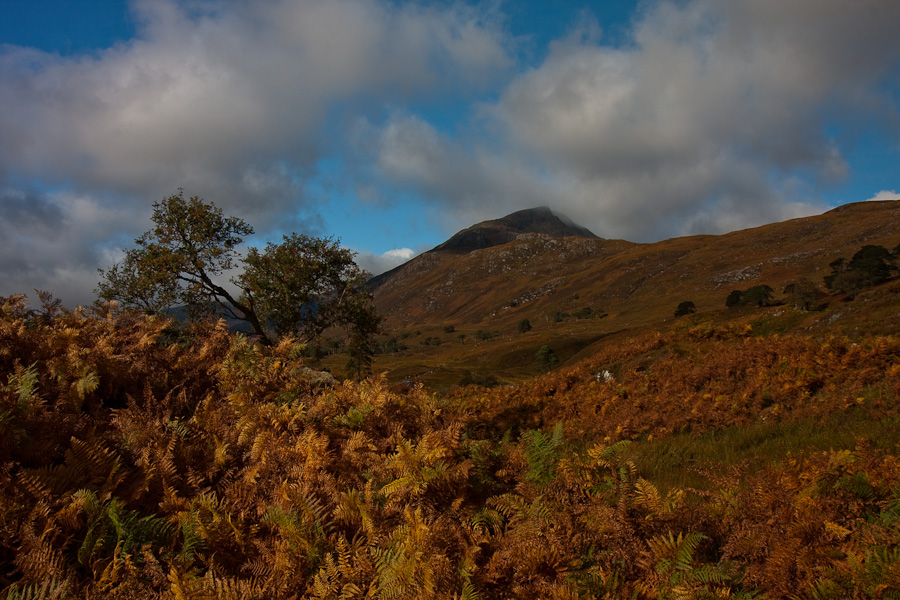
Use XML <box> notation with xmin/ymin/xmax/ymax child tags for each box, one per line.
<box><xmin>749</xmin><ymin>308</ymin><xmax>810</xmax><ymax>337</ymax></box>
<box><xmin>627</xmin><ymin>412</ymin><xmax>900</xmax><ymax>491</ymax></box>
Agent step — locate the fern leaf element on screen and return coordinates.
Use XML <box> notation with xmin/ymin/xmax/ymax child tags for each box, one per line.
<box><xmin>3</xmin><ymin>578</ymin><xmax>70</xmax><ymax>600</ymax></box>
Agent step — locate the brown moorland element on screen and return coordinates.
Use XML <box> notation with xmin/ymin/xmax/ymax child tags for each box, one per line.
<box><xmin>358</xmin><ymin>200</ymin><xmax>900</xmax><ymax>388</ymax></box>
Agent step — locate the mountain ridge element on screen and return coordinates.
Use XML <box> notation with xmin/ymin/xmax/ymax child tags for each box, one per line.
<box><xmin>370</xmin><ymin>200</ymin><xmax>900</xmax><ymax>332</ymax></box>
<box><xmin>430</xmin><ymin>206</ymin><xmax>598</xmax><ymax>255</ymax></box>
<box><xmin>367</xmin><ymin>206</ymin><xmax>600</xmax><ymax>289</ymax></box>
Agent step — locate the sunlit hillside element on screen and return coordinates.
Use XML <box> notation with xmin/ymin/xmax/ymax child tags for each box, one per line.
<box><xmin>3</xmin><ymin>279</ymin><xmax>900</xmax><ymax>597</ymax></box>
<box><xmin>359</xmin><ymin>200</ymin><xmax>900</xmax><ymax>389</ymax></box>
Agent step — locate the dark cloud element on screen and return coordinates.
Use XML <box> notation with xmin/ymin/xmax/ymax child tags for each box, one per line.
<box><xmin>0</xmin><ymin>189</ymin><xmax>135</xmax><ymax>303</ymax></box>
<box><xmin>0</xmin><ymin>189</ymin><xmax>65</xmax><ymax>234</ymax></box>
<box><xmin>371</xmin><ymin>0</ymin><xmax>900</xmax><ymax>241</ymax></box>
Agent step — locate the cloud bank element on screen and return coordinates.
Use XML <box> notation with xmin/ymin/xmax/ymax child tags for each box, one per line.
<box><xmin>0</xmin><ymin>0</ymin><xmax>510</xmax><ymax>304</ymax></box>
<box><xmin>370</xmin><ymin>0</ymin><xmax>900</xmax><ymax>240</ymax></box>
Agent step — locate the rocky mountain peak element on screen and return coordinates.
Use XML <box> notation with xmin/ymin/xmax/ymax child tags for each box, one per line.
<box><xmin>430</xmin><ymin>207</ymin><xmax>598</xmax><ymax>255</ymax></box>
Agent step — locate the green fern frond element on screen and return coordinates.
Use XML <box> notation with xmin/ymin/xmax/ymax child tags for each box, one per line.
<box><xmin>469</xmin><ymin>507</ymin><xmax>502</xmax><ymax>535</ymax></box>
<box><xmin>4</xmin><ymin>578</ymin><xmax>70</xmax><ymax>600</ymax></box>
<box><xmin>456</xmin><ymin>580</ymin><xmax>483</xmax><ymax>600</ymax></box>
<box><xmin>488</xmin><ymin>493</ymin><xmax>527</xmax><ymax>522</ymax></box>
<box><xmin>7</xmin><ymin>363</ymin><xmax>40</xmax><ymax>407</ymax></box>
<box><xmin>521</xmin><ymin>422</ymin><xmax>565</xmax><ymax>485</ymax></box>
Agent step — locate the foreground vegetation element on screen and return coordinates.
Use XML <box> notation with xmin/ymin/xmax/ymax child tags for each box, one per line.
<box><xmin>3</xmin><ymin>293</ymin><xmax>900</xmax><ymax>599</ymax></box>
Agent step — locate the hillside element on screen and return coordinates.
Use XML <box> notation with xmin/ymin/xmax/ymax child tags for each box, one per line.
<box><xmin>4</xmin><ymin>289</ymin><xmax>900</xmax><ymax>598</ymax></box>
<box><xmin>5</xmin><ymin>200</ymin><xmax>900</xmax><ymax>598</ymax></box>
<box><xmin>367</xmin><ymin>206</ymin><xmax>602</xmax><ymax>291</ymax></box>
<box><xmin>359</xmin><ymin>200</ymin><xmax>900</xmax><ymax>387</ymax></box>
<box><xmin>374</xmin><ymin>200</ymin><xmax>900</xmax><ymax>328</ymax></box>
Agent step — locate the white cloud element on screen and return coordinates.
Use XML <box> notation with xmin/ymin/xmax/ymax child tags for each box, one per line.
<box><xmin>490</xmin><ymin>0</ymin><xmax>900</xmax><ymax>239</ymax></box>
<box><xmin>0</xmin><ymin>0</ymin><xmax>510</xmax><ymax>215</ymax></box>
<box><xmin>353</xmin><ymin>247</ymin><xmax>417</xmax><ymax>275</ymax></box>
<box><xmin>370</xmin><ymin>0</ymin><xmax>900</xmax><ymax>241</ymax></box>
<box><xmin>0</xmin><ymin>0</ymin><xmax>511</xmax><ymax>304</ymax></box>
<box><xmin>866</xmin><ymin>190</ymin><xmax>899</xmax><ymax>202</ymax></box>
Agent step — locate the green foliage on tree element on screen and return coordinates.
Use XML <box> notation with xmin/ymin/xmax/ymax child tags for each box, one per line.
<box><xmin>825</xmin><ymin>244</ymin><xmax>897</xmax><ymax>294</ymax></box>
<box><xmin>536</xmin><ymin>345</ymin><xmax>559</xmax><ymax>370</ymax></box>
<box><xmin>674</xmin><ymin>301</ymin><xmax>696</xmax><ymax>317</ymax></box>
<box><xmin>517</xmin><ymin>318</ymin><xmax>532</xmax><ymax>333</ymax></box>
<box><xmin>458</xmin><ymin>371</ymin><xmax>499</xmax><ymax>388</ymax></box>
<box><xmin>725</xmin><ymin>290</ymin><xmax>744</xmax><ymax>308</ymax></box>
<box><xmin>96</xmin><ymin>191</ymin><xmax>254</xmax><ymax>321</ymax></box>
<box><xmin>742</xmin><ymin>285</ymin><xmax>774</xmax><ymax>307</ymax></box>
<box><xmin>784</xmin><ymin>278</ymin><xmax>825</xmax><ymax>311</ymax></box>
<box><xmin>97</xmin><ymin>192</ymin><xmax>380</xmax><ymax>354</ymax></box>
<box><xmin>725</xmin><ymin>285</ymin><xmax>774</xmax><ymax>308</ymax></box>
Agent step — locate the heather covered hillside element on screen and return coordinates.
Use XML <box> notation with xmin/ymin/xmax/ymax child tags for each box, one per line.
<box><xmin>3</xmin><ymin>292</ymin><xmax>900</xmax><ymax>599</ymax></box>
<box><xmin>362</xmin><ymin>200</ymin><xmax>900</xmax><ymax>389</ymax></box>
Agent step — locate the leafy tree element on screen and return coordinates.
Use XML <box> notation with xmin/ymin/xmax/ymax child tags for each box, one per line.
<box><xmin>726</xmin><ymin>285</ymin><xmax>776</xmax><ymax>308</ymax></box>
<box><xmin>459</xmin><ymin>371</ymin><xmax>499</xmax><ymax>388</ymax></box>
<box><xmin>674</xmin><ymin>301</ymin><xmax>696</xmax><ymax>317</ymax></box>
<box><xmin>825</xmin><ymin>244</ymin><xmax>897</xmax><ymax>294</ymax></box>
<box><xmin>725</xmin><ymin>290</ymin><xmax>744</xmax><ymax>308</ymax></box>
<box><xmin>239</xmin><ymin>232</ymin><xmax>378</xmax><ymax>343</ymax></box>
<box><xmin>574</xmin><ymin>307</ymin><xmax>594</xmax><ymax>319</ymax></box>
<box><xmin>97</xmin><ymin>191</ymin><xmax>256</xmax><ymax>323</ymax></box>
<box><xmin>346</xmin><ymin>314</ymin><xmax>380</xmax><ymax>380</ymax></box>
<box><xmin>518</xmin><ymin>318</ymin><xmax>532</xmax><ymax>333</ymax></box>
<box><xmin>784</xmin><ymin>278</ymin><xmax>824</xmax><ymax>311</ymax></box>
<box><xmin>97</xmin><ymin>192</ymin><xmax>380</xmax><ymax>351</ymax></box>
<box><xmin>742</xmin><ymin>285</ymin><xmax>774</xmax><ymax>307</ymax></box>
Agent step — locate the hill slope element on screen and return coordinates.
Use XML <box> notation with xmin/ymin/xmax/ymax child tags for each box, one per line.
<box><xmin>356</xmin><ymin>200</ymin><xmax>900</xmax><ymax>388</ymax></box>
<box><xmin>373</xmin><ymin>200</ymin><xmax>900</xmax><ymax>330</ymax></box>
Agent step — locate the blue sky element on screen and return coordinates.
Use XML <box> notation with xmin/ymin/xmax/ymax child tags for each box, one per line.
<box><xmin>1</xmin><ymin>0</ymin><xmax>899</xmax><ymax>306</ymax></box>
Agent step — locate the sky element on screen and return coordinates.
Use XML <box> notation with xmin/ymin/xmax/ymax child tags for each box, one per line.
<box><xmin>1</xmin><ymin>0</ymin><xmax>899</xmax><ymax>307</ymax></box>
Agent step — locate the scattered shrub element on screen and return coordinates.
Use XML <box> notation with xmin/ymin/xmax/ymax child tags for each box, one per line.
<box><xmin>536</xmin><ymin>345</ymin><xmax>559</xmax><ymax>369</ymax></box>
<box><xmin>674</xmin><ymin>300</ymin><xmax>696</xmax><ymax>317</ymax></box>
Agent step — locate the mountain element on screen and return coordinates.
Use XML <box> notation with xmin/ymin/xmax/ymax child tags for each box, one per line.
<box><xmin>371</xmin><ymin>199</ymin><xmax>900</xmax><ymax>333</ymax></box>
<box><xmin>430</xmin><ymin>206</ymin><xmax>598</xmax><ymax>254</ymax></box>
<box><xmin>367</xmin><ymin>206</ymin><xmax>598</xmax><ymax>290</ymax></box>
<box><xmin>355</xmin><ymin>199</ymin><xmax>900</xmax><ymax>388</ymax></box>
